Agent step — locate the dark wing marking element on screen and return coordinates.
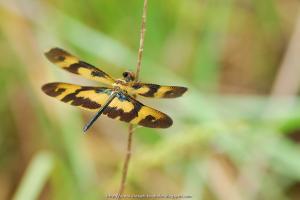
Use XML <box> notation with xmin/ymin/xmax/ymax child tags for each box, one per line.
<box><xmin>41</xmin><ymin>82</ymin><xmax>172</xmax><ymax>128</ymax></box>
<box><xmin>104</xmin><ymin>92</ymin><xmax>173</xmax><ymax>128</ymax></box>
<box><xmin>45</xmin><ymin>48</ymin><xmax>115</xmax><ymax>85</ymax></box>
<box><xmin>41</xmin><ymin>82</ymin><xmax>111</xmax><ymax>110</ymax></box>
<box><xmin>128</xmin><ymin>82</ymin><xmax>187</xmax><ymax>98</ymax></box>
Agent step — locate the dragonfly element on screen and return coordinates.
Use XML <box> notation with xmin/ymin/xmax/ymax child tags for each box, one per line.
<box><xmin>42</xmin><ymin>48</ymin><xmax>187</xmax><ymax>133</ymax></box>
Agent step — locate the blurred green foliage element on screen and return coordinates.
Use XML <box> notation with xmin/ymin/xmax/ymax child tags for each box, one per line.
<box><xmin>1</xmin><ymin>0</ymin><xmax>300</xmax><ymax>200</ymax></box>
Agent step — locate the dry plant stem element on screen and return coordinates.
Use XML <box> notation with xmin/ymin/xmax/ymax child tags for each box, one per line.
<box><xmin>118</xmin><ymin>0</ymin><xmax>148</xmax><ymax>196</ymax></box>
<box><xmin>118</xmin><ymin>124</ymin><xmax>134</xmax><ymax>196</ymax></box>
<box><xmin>135</xmin><ymin>0</ymin><xmax>148</xmax><ymax>81</ymax></box>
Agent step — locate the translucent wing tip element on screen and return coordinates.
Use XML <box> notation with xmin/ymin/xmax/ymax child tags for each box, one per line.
<box><xmin>45</xmin><ymin>47</ymin><xmax>69</xmax><ymax>63</ymax></box>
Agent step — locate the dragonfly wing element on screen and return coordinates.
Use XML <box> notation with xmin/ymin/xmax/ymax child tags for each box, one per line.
<box><xmin>104</xmin><ymin>92</ymin><xmax>173</xmax><ymax>128</ymax></box>
<box><xmin>129</xmin><ymin>82</ymin><xmax>187</xmax><ymax>98</ymax></box>
<box><xmin>42</xmin><ymin>82</ymin><xmax>173</xmax><ymax>128</ymax></box>
<box><xmin>45</xmin><ymin>48</ymin><xmax>115</xmax><ymax>85</ymax></box>
<box><xmin>42</xmin><ymin>82</ymin><xmax>112</xmax><ymax>110</ymax></box>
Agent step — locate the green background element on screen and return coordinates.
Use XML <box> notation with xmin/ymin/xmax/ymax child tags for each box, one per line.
<box><xmin>1</xmin><ymin>0</ymin><xmax>300</xmax><ymax>199</ymax></box>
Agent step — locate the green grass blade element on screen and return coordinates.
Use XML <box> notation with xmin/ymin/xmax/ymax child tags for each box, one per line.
<box><xmin>12</xmin><ymin>151</ymin><xmax>54</xmax><ymax>200</ymax></box>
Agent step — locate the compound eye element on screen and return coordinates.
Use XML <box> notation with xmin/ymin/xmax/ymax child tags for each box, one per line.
<box><xmin>122</xmin><ymin>72</ymin><xmax>129</xmax><ymax>78</ymax></box>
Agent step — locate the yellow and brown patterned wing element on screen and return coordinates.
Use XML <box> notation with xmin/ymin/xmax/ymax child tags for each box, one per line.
<box><xmin>128</xmin><ymin>82</ymin><xmax>187</xmax><ymax>98</ymax></box>
<box><xmin>104</xmin><ymin>92</ymin><xmax>173</xmax><ymax>128</ymax></box>
<box><xmin>42</xmin><ymin>82</ymin><xmax>111</xmax><ymax>111</ymax></box>
<box><xmin>45</xmin><ymin>48</ymin><xmax>115</xmax><ymax>85</ymax></box>
<box><xmin>42</xmin><ymin>82</ymin><xmax>173</xmax><ymax>128</ymax></box>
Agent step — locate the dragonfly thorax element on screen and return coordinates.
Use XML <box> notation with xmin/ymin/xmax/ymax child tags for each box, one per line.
<box><xmin>112</xmin><ymin>71</ymin><xmax>136</xmax><ymax>94</ymax></box>
<box><xmin>113</xmin><ymin>79</ymin><xmax>131</xmax><ymax>94</ymax></box>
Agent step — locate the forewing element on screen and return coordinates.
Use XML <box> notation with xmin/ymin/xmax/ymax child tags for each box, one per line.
<box><xmin>42</xmin><ymin>82</ymin><xmax>173</xmax><ymax>128</ymax></box>
<box><xmin>42</xmin><ymin>82</ymin><xmax>111</xmax><ymax>111</ymax></box>
<box><xmin>45</xmin><ymin>48</ymin><xmax>115</xmax><ymax>85</ymax></box>
<box><xmin>129</xmin><ymin>82</ymin><xmax>187</xmax><ymax>98</ymax></box>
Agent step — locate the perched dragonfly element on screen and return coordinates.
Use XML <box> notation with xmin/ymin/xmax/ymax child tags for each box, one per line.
<box><xmin>42</xmin><ymin>48</ymin><xmax>187</xmax><ymax>132</ymax></box>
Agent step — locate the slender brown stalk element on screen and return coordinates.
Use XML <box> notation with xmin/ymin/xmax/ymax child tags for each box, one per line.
<box><xmin>117</xmin><ymin>124</ymin><xmax>134</xmax><ymax>196</ymax></box>
<box><xmin>135</xmin><ymin>0</ymin><xmax>148</xmax><ymax>81</ymax></box>
<box><xmin>117</xmin><ymin>0</ymin><xmax>148</xmax><ymax>196</ymax></box>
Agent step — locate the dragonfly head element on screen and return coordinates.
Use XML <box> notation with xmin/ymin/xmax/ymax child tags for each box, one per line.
<box><xmin>122</xmin><ymin>70</ymin><xmax>135</xmax><ymax>82</ymax></box>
